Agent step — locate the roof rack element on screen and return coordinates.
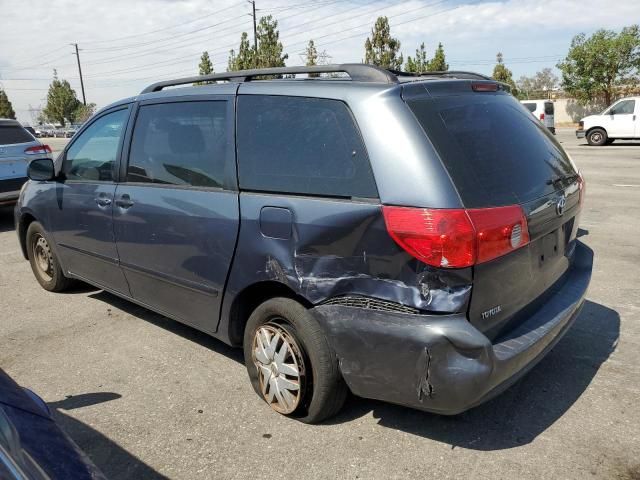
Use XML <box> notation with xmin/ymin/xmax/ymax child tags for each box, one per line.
<box><xmin>388</xmin><ymin>69</ymin><xmax>493</xmax><ymax>81</ymax></box>
<box><xmin>140</xmin><ymin>63</ymin><xmax>398</xmax><ymax>93</ymax></box>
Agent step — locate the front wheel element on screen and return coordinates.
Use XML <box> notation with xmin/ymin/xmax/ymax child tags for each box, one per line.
<box><xmin>243</xmin><ymin>297</ymin><xmax>347</xmax><ymax>423</ymax></box>
<box><xmin>27</xmin><ymin>222</ymin><xmax>75</xmax><ymax>292</ymax></box>
<box><xmin>587</xmin><ymin>128</ymin><xmax>607</xmax><ymax>146</ymax></box>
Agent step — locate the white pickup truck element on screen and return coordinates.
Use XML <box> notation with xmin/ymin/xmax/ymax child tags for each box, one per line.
<box><xmin>576</xmin><ymin>96</ymin><xmax>639</xmax><ymax>145</ymax></box>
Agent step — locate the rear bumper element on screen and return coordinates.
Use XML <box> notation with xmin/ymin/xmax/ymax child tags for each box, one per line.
<box><xmin>313</xmin><ymin>241</ymin><xmax>593</xmax><ymax>415</ymax></box>
<box><xmin>0</xmin><ymin>177</ymin><xmax>27</xmax><ymax>205</ymax></box>
<box><xmin>576</xmin><ymin>130</ymin><xmax>586</xmax><ymax>139</ymax></box>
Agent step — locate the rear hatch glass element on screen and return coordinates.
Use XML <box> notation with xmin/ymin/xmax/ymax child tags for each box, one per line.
<box><xmin>0</xmin><ymin>126</ymin><xmax>34</xmax><ymax>145</ymax></box>
<box><xmin>406</xmin><ymin>93</ymin><xmax>574</xmax><ymax>208</ymax></box>
<box><xmin>406</xmin><ymin>91</ymin><xmax>580</xmax><ymax>338</ymax></box>
<box><xmin>544</xmin><ymin>102</ymin><xmax>554</xmax><ymax>115</ymax></box>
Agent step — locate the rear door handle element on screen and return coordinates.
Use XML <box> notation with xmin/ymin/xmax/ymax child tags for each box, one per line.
<box><xmin>115</xmin><ymin>194</ymin><xmax>134</xmax><ymax>209</ymax></box>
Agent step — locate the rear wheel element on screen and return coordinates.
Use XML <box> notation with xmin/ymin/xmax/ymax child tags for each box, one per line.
<box><xmin>587</xmin><ymin>128</ymin><xmax>607</xmax><ymax>146</ymax></box>
<box><xmin>243</xmin><ymin>297</ymin><xmax>347</xmax><ymax>423</ymax></box>
<box><xmin>27</xmin><ymin>222</ymin><xmax>74</xmax><ymax>292</ymax></box>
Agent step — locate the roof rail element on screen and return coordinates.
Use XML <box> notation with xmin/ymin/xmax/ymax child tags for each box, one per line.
<box><xmin>389</xmin><ymin>69</ymin><xmax>493</xmax><ymax>81</ymax></box>
<box><xmin>140</xmin><ymin>63</ymin><xmax>398</xmax><ymax>93</ymax></box>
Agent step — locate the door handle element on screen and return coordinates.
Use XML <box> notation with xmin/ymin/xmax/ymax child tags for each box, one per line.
<box><xmin>115</xmin><ymin>194</ymin><xmax>134</xmax><ymax>209</ymax></box>
<box><xmin>95</xmin><ymin>197</ymin><xmax>112</xmax><ymax>207</ymax></box>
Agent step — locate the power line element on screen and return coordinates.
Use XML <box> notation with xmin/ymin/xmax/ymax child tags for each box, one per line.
<box><xmin>80</xmin><ymin>0</ymin><xmax>246</xmax><ymax>45</ymax></box>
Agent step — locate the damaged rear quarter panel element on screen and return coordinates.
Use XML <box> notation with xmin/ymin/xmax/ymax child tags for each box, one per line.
<box><xmin>218</xmin><ymin>193</ymin><xmax>473</xmax><ymax>336</ymax></box>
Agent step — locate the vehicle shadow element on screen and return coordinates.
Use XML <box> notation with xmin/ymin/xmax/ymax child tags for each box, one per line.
<box><xmin>49</xmin><ymin>392</ymin><xmax>169</xmax><ymax>479</ymax></box>
<box><xmin>0</xmin><ymin>206</ymin><xmax>15</xmax><ymax>233</ymax></box>
<box><xmin>87</xmin><ymin>291</ymin><xmax>617</xmax><ymax>451</ymax></box>
<box><xmin>328</xmin><ymin>300</ymin><xmax>619</xmax><ymax>450</ymax></box>
<box><xmin>88</xmin><ymin>291</ymin><xmax>244</xmax><ymax>364</ymax></box>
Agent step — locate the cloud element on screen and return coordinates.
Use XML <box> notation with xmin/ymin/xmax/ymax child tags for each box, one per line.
<box><xmin>0</xmin><ymin>0</ymin><xmax>637</xmax><ymax>121</ymax></box>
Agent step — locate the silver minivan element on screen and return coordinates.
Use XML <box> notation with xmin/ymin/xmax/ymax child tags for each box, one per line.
<box><xmin>521</xmin><ymin>99</ymin><xmax>555</xmax><ymax>134</ymax></box>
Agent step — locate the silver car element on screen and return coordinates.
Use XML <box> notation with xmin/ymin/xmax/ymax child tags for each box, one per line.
<box><xmin>0</xmin><ymin>118</ymin><xmax>51</xmax><ymax>205</ymax></box>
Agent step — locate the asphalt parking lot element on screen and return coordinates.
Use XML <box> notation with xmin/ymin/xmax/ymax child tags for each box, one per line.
<box><xmin>1</xmin><ymin>129</ymin><xmax>639</xmax><ymax>480</ymax></box>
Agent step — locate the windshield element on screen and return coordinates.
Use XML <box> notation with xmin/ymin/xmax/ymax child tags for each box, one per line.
<box><xmin>407</xmin><ymin>93</ymin><xmax>576</xmax><ymax>208</ymax></box>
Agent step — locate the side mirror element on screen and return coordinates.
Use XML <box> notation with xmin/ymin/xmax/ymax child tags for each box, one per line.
<box><xmin>27</xmin><ymin>158</ymin><xmax>55</xmax><ymax>181</ymax></box>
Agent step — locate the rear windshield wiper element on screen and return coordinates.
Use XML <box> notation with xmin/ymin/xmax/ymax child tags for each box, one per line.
<box><xmin>547</xmin><ymin>173</ymin><xmax>579</xmax><ymax>186</ymax></box>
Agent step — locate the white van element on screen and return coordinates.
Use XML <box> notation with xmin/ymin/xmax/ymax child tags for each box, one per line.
<box><xmin>576</xmin><ymin>96</ymin><xmax>640</xmax><ymax>146</ymax></box>
<box><xmin>521</xmin><ymin>99</ymin><xmax>555</xmax><ymax>134</ymax></box>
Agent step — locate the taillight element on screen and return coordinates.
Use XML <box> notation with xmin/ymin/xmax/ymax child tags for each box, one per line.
<box><xmin>382</xmin><ymin>205</ymin><xmax>530</xmax><ymax>268</ymax></box>
<box><xmin>577</xmin><ymin>174</ymin><xmax>585</xmax><ymax>206</ymax></box>
<box><xmin>24</xmin><ymin>145</ymin><xmax>52</xmax><ymax>155</ymax></box>
<box><xmin>467</xmin><ymin>206</ymin><xmax>530</xmax><ymax>264</ymax></box>
<box><xmin>539</xmin><ymin>113</ymin><xmax>545</xmax><ymax>121</ymax></box>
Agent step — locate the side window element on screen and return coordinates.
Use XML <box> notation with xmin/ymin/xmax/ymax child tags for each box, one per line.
<box><xmin>62</xmin><ymin>109</ymin><xmax>128</xmax><ymax>181</ymax></box>
<box><xmin>609</xmin><ymin>100</ymin><xmax>635</xmax><ymax>115</ymax></box>
<box><xmin>127</xmin><ymin>101</ymin><xmax>230</xmax><ymax>188</ymax></box>
<box><xmin>237</xmin><ymin>95</ymin><xmax>378</xmax><ymax>199</ymax></box>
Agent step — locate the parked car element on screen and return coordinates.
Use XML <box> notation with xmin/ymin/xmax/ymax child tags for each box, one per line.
<box><xmin>22</xmin><ymin>125</ymin><xmax>37</xmax><ymax>137</ymax></box>
<box><xmin>0</xmin><ymin>369</ymin><xmax>106</xmax><ymax>479</ymax></box>
<box><xmin>521</xmin><ymin>99</ymin><xmax>555</xmax><ymax>134</ymax></box>
<box><xmin>15</xmin><ymin>64</ymin><xmax>592</xmax><ymax>423</ymax></box>
<box><xmin>0</xmin><ymin>119</ymin><xmax>51</xmax><ymax>205</ymax></box>
<box><xmin>576</xmin><ymin>96</ymin><xmax>640</xmax><ymax>145</ymax></box>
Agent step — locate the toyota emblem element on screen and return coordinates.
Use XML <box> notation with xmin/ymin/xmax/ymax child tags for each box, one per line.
<box><xmin>556</xmin><ymin>194</ymin><xmax>566</xmax><ymax>216</ymax></box>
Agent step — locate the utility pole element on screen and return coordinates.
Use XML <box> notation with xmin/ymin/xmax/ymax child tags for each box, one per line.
<box><xmin>72</xmin><ymin>43</ymin><xmax>86</xmax><ymax>105</ymax></box>
<box><xmin>249</xmin><ymin>1</ymin><xmax>258</xmax><ymax>52</ymax></box>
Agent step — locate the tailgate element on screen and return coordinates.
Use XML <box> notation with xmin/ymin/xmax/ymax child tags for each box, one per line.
<box><xmin>469</xmin><ymin>182</ymin><xmax>581</xmax><ymax>337</ymax></box>
<box><xmin>405</xmin><ymin>87</ymin><xmax>582</xmax><ymax>338</ymax></box>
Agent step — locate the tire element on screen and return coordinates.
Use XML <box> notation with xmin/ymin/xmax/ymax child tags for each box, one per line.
<box><xmin>243</xmin><ymin>297</ymin><xmax>347</xmax><ymax>423</ymax></box>
<box><xmin>26</xmin><ymin>222</ymin><xmax>75</xmax><ymax>292</ymax></box>
<box><xmin>587</xmin><ymin>128</ymin><xmax>607</xmax><ymax>146</ymax></box>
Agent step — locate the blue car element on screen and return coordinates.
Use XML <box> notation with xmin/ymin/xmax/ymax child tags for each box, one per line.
<box><xmin>0</xmin><ymin>369</ymin><xmax>105</xmax><ymax>479</ymax></box>
<box><xmin>15</xmin><ymin>64</ymin><xmax>592</xmax><ymax>423</ymax></box>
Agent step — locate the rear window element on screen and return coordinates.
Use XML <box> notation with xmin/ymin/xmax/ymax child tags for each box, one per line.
<box><xmin>544</xmin><ymin>102</ymin><xmax>554</xmax><ymax>115</ymax></box>
<box><xmin>407</xmin><ymin>94</ymin><xmax>576</xmax><ymax>207</ymax></box>
<box><xmin>127</xmin><ymin>101</ymin><xmax>231</xmax><ymax>188</ymax></box>
<box><xmin>237</xmin><ymin>95</ymin><xmax>377</xmax><ymax>199</ymax></box>
<box><xmin>522</xmin><ymin>103</ymin><xmax>536</xmax><ymax>113</ymax></box>
<box><xmin>0</xmin><ymin>126</ymin><xmax>33</xmax><ymax>145</ymax></box>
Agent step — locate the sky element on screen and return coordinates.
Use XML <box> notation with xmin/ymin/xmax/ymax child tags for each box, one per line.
<box><xmin>0</xmin><ymin>0</ymin><xmax>638</xmax><ymax>123</ymax></box>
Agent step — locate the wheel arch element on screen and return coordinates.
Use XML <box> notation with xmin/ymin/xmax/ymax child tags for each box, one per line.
<box><xmin>225</xmin><ymin>281</ymin><xmax>313</xmax><ymax>347</ymax></box>
<box><xmin>586</xmin><ymin>125</ymin><xmax>607</xmax><ymax>137</ymax></box>
<box><xmin>17</xmin><ymin>212</ymin><xmax>37</xmax><ymax>260</ymax></box>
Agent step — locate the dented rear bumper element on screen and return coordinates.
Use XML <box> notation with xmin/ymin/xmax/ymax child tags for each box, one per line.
<box><xmin>312</xmin><ymin>241</ymin><xmax>593</xmax><ymax>415</ymax></box>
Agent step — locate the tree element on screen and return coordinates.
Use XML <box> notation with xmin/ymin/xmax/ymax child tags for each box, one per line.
<box><xmin>255</xmin><ymin>15</ymin><xmax>288</xmax><ymax>69</ymax></box>
<box><xmin>305</xmin><ymin>39</ymin><xmax>319</xmax><ymax>77</ymax></box>
<box><xmin>427</xmin><ymin>42</ymin><xmax>448</xmax><ymax>71</ymax></box>
<box><xmin>557</xmin><ymin>25</ymin><xmax>640</xmax><ymax>105</ymax></box>
<box><xmin>228</xmin><ymin>32</ymin><xmax>255</xmax><ymax>71</ymax></box>
<box><xmin>73</xmin><ymin>103</ymin><xmax>96</xmax><ymax>123</ymax></box>
<box><xmin>195</xmin><ymin>51</ymin><xmax>214</xmax><ymax>85</ymax></box>
<box><xmin>492</xmin><ymin>53</ymin><xmax>518</xmax><ymax>96</ymax></box>
<box><xmin>0</xmin><ymin>89</ymin><xmax>16</xmax><ymax>119</ymax></box>
<box><xmin>42</xmin><ymin>70</ymin><xmax>81</xmax><ymax>126</ymax></box>
<box><xmin>517</xmin><ymin>68</ymin><xmax>559</xmax><ymax>99</ymax></box>
<box><xmin>364</xmin><ymin>16</ymin><xmax>403</xmax><ymax>70</ymax></box>
<box><xmin>405</xmin><ymin>43</ymin><xmax>428</xmax><ymax>73</ymax></box>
